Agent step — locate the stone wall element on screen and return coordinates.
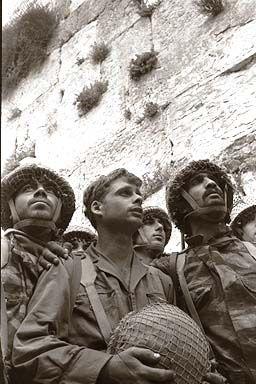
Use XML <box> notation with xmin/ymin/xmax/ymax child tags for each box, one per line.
<box><xmin>2</xmin><ymin>0</ymin><xmax>256</xmax><ymax>250</ymax></box>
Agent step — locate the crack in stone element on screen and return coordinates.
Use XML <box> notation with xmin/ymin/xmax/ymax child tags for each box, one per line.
<box><xmin>220</xmin><ymin>53</ymin><xmax>256</xmax><ymax>75</ymax></box>
<box><xmin>214</xmin><ymin>18</ymin><xmax>254</xmax><ymax>37</ymax></box>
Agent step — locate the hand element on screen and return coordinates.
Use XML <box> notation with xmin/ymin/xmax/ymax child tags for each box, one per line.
<box><xmin>99</xmin><ymin>347</ymin><xmax>175</xmax><ymax>384</ymax></box>
<box><xmin>203</xmin><ymin>372</ymin><xmax>228</xmax><ymax>384</ymax></box>
<box><xmin>38</xmin><ymin>241</ymin><xmax>69</xmax><ymax>270</ymax></box>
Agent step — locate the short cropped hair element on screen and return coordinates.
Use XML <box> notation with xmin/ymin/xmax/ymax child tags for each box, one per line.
<box><xmin>83</xmin><ymin>168</ymin><xmax>142</xmax><ymax>228</ymax></box>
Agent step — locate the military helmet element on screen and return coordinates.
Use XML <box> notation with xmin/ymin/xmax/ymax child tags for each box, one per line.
<box><xmin>62</xmin><ymin>225</ymin><xmax>97</xmax><ymax>243</ymax></box>
<box><xmin>142</xmin><ymin>206</ymin><xmax>172</xmax><ymax>245</ymax></box>
<box><xmin>231</xmin><ymin>205</ymin><xmax>256</xmax><ymax>240</ymax></box>
<box><xmin>1</xmin><ymin>164</ymin><xmax>76</xmax><ymax>231</ymax></box>
<box><xmin>166</xmin><ymin>159</ymin><xmax>234</xmax><ymax>232</ymax></box>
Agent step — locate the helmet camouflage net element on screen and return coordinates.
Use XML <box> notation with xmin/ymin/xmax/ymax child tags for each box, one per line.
<box><xmin>62</xmin><ymin>225</ymin><xmax>97</xmax><ymax>243</ymax></box>
<box><xmin>231</xmin><ymin>205</ymin><xmax>256</xmax><ymax>240</ymax></box>
<box><xmin>142</xmin><ymin>206</ymin><xmax>172</xmax><ymax>245</ymax></box>
<box><xmin>1</xmin><ymin>164</ymin><xmax>76</xmax><ymax>231</ymax></box>
<box><xmin>166</xmin><ymin>159</ymin><xmax>234</xmax><ymax>233</ymax></box>
<box><xmin>108</xmin><ymin>303</ymin><xmax>211</xmax><ymax>384</ymax></box>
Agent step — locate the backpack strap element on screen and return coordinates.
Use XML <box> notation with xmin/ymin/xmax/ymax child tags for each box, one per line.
<box><xmin>168</xmin><ymin>252</ymin><xmax>179</xmax><ymax>289</ymax></box>
<box><xmin>176</xmin><ymin>252</ymin><xmax>215</xmax><ymax>361</ymax></box>
<box><xmin>80</xmin><ymin>254</ymin><xmax>112</xmax><ymax>344</ymax></box>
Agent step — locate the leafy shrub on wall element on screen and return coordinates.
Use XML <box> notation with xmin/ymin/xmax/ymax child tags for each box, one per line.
<box><xmin>2</xmin><ymin>3</ymin><xmax>58</xmax><ymax>98</ymax></box>
<box><xmin>194</xmin><ymin>0</ymin><xmax>224</xmax><ymax>16</ymax></box>
<box><xmin>129</xmin><ymin>51</ymin><xmax>158</xmax><ymax>80</ymax></box>
<box><xmin>76</xmin><ymin>81</ymin><xmax>108</xmax><ymax>117</ymax></box>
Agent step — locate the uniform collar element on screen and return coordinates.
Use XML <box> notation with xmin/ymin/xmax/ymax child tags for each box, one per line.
<box><xmin>86</xmin><ymin>243</ymin><xmax>148</xmax><ymax>290</ymax></box>
<box><xmin>185</xmin><ymin>226</ymin><xmax>234</xmax><ymax>248</ymax></box>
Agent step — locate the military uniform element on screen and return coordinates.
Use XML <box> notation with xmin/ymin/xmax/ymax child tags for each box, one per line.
<box><xmin>11</xmin><ymin>243</ymin><xmax>175</xmax><ymax>384</ymax></box>
<box><xmin>154</xmin><ymin>229</ymin><xmax>256</xmax><ymax>383</ymax></box>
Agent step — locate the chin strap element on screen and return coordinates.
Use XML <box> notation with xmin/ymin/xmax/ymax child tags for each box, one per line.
<box><xmin>181</xmin><ymin>188</ymin><xmax>228</xmax><ymax>225</ymax></box>
<box><xmin>8</xmin><ymin>198</ymin><xmax>62</xmax><ymax>233</ymax></box>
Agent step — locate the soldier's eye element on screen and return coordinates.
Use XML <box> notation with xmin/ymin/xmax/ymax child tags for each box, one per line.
<box><xmin>20</xmin><ymin>184</ymin><xmax>34</xmax><ymax>193</ymax></box>
<box><xmin>144</xmin><ymin>217</ymin><xmax>154</xmax><ymax>225</ymax></box>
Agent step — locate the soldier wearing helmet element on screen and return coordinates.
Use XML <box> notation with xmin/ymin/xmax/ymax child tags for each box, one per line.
<box><xmin>62</xmin><ymin>225</ymin><xmax>97</xmax><ymax>255</ymax></box>
<box><xmin>1</xmin><ymin>163</ymin><xmax>75</xmax><ymax>380</ymax></box>
<box><xmin>133</xmin><ymin>206</ymin><xmax>172</xmax><ymax>265</ymax></box>
<box><xmin>231</xmin><ymin>205</ymin><xmax>256</xmax><ymax>245</ymax></box>
<box><xmin>154</xmin><ymin>159</ymin><xmax>256</xmax><ymax>384</ymax></box>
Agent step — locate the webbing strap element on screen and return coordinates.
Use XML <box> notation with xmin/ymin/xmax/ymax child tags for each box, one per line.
<box><xmin>1</xmin><ymin>281</ymin><xmax>8</xmax><ymax>361</ymax></box>
<box><xmin>80</xmin><ymin>254</ymin><xmax>112</xmax><ymax>344</ymax></box>
<box><xmin>176</xmin><ymin>252</ymin><xmax>215</xmax><ymax>360</ymax></box>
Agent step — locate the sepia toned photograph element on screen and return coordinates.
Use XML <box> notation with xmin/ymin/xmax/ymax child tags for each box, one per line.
<box><xmin>1</xmin><ymin>1</ymin><xmax>256</xmax><ymax>383</ymax></box>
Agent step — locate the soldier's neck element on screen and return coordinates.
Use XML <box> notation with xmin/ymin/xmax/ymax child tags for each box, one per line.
<box><xmin>135</xmin><ymin>248</ymin><xmax>160</xmax><ymax>266</ymax></box>
<box><xmin>96</xmin><ymin>228</ymin><xmax>134</xmax><ymax>266</ymax></box>
<box><xmin>189</xmin><ymin>219</ymin><xmax>227</xmax><ymax>242</ymax></box>
<box><xmin>21</xmin><ymin>226</ymin><xmax>53</xmax><ymax>243</ymax></box>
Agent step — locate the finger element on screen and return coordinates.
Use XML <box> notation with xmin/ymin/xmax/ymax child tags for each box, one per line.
<box><xmin>42</xmin><ymin>249</ymin><xmax>59</xmax><ymax>265</ymax></box>
<box><xmin>139</xmin><ymin>365</ymin><xmax>175</xmax><ymax>382</ymax></box>
<box><xmin>204</xmin><ymin>372</ymin><xmax>227</xmax><ymax>384</ymax></box>
<box><xmin>128</xmin><ymin>347</ymin><xmax>161</xmax><ymax>365</ymax></box>
<box><xmin>47</xmin><ymin>241</ymin><xmax>69</xmax><ymax>259</ymax></box>
<box><xmin>38</xmin><ymin>256</ymin><xmax>51</xmax><ymax>271</ymax></box>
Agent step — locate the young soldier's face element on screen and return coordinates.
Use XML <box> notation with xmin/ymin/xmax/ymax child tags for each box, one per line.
<box><xmin>99</xmin><ymin>177</ymin><xmax>143</xmax><ymax>231</ymax></box>
<box><xmin>14</xmin><ymin>181</ymin><xmax>59</xmax><ymax>221</ymax></box>
<box><xmin>186</xmin><ymin>172</ymin><xmax>225</xmax><ymax>208</ymax></box>
<box><xmin>242</xmin><ymin>216</ymin><xmax>256</xmax><ymax>243</ymax></box>
<box><xmin>135</xmin><ymin>217</ymin><xmax>166</xmax><ymax>250</ymax></box>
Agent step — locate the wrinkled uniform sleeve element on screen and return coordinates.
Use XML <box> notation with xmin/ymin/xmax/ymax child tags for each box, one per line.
<box><xmin>11</xmin><ymin>259</ymin><xmax>112</xmax><ymax>384</ymax></box>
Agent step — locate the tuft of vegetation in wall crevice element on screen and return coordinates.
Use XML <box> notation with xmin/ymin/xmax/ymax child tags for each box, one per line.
<box><xmin>129</xmin><ymin>51</ymin><xmax>158</xmax><ymax>80</ymax></box>
<box><xmin>2</xmin><ymin>3</ymin><xmax>59</xmax><ymax>98</ymax></box>
<box><xmin>134</xmin><ymin>0</ymin><xmax>161</xmax><ymax>17</ymax></box>
<box><xmin>194</xmin><ymin>0</ymin><xmax>224</xmax><ymax>16</ymax></box>
<box><xmin>90</xmin><ymin>42</ymin><xmax>110</xmax><ymax>64</ymax></box>
<box><xmin>76</xmin><ymin>81</ymin><xmax>108</xmax><ymax>117</ymax></box>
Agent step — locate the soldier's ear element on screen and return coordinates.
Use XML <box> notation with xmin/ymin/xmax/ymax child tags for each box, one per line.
<box><xmin>91</xmin><ymin>200</ymin><xmax>103</xmax><ymax>217</ymax></box>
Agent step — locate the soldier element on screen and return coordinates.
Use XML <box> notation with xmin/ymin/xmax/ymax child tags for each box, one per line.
<box><xmin>154</xmin><ymin>159</ymin><xmax>256</xmax><ymax>384</ymax></box>
<box><xmin>62</xmin><ymin>225</ymin><xmax>97</xmax><ymax>255</ymax></box>
<box><xmin>11</xmin><ymin>168</ymin><xmax>177</xmax><ymax>384</ymax></box>
<box><xmin>1</xmin><ymin>163</ymin><xmax>75</xmax><ymax>380</ymax></box>
<box><xmin>231</xmin><ymin>204</ymin><xmax>256</xmax><ymax>245</ymax></box>
<box><xmin>133</xmin><ymin>206</ymin><xmax>172</xmax><ymax>265</ymax></box>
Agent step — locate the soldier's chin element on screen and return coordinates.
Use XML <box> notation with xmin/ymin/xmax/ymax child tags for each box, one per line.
<box><xmin>197</xmin><ymin>205</ymin><xmax>227</xmax><ymax>222</ymax></box>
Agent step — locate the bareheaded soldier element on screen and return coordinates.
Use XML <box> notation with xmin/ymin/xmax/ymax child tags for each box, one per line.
<box><xmin>1</xmin><ymin>164</ymin><xmax>75</xmax><ymax>379</ymax></box>
<box><xmin>133</xmin><ymin>206</ymin><xmax>172</xmax><ymax>265</ymax></box>
<box><xmin>154</xmin><ymin>159</ymin><xmax>256</xmax><ymax>384</ymax></box>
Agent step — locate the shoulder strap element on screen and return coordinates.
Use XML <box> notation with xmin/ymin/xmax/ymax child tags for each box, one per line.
<box><xmin>1</xmin><ymin>280</ymin><xmax>8</xmax><ymax>362</ymax></box>
<box><xmin>1</xmin><ymin>237</ymin><xmax>9</xmax><ymax>361</ymax></box>
<box><xmin>168</xmin><ymin>252</ymin><xmax>179</xmax><ymax>289</ymax></box>
<box><xmin>176</xmin><ymin>252</ymin><xmax>215</xmax><ymax>360</ymax></box>
<box><xmin>80</xmin><ymin>254</ymin><xmax>112</xmax><ymax>344</ymax></box>
<box><xmin>242</xmin><ymin>241</ymin><xmax>256</xmax><ymax>260</ymax></box>
<box><xmin>69</xmin><ymin>255</ymin><xmax>82</xmax><ymax>312</ymax></box>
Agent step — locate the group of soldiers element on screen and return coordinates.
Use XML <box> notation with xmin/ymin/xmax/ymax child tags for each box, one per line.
<box><xmin>1</xmin><ymin>159</ymin><xmax>256</xmax><ymax>384</ymax></box>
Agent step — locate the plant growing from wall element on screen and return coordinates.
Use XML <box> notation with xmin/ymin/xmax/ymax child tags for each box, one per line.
<box><xmin>144</xmin><ymin>102</ymin><xmax>159</xmax><ymax>118</ymax></box>
<box><xmin>124</xmin><ymin>109</ymin><xmax>132</xmax><ymax>120</ymax></box>
<box><xmin>2</xmin><ymin>3</ymin><xmax>58</xmax><ymax>98</ymax></box>
<box><xmin>8</xmin><ymin>107</ymin><xmax>22</xmax><ymax>121</ymax></box>
<box><xmin>90</xmin><ymin>42</ymin><xmax>110</xmax><ymax>64</ymax></box>
<box><xmin>194</xmin><ymin>0</ymin><xmax>224</xmax><ymax>16</ymax></box>
<box><xmin>76</xmin><ymin>80</ymin><xmax>108</xmax><ymax>117</ymax></box>
<box><xmin>129</xmin><ymin>51</ymin><xmax>158</xmax><ymax>80</ymax></box>
<box><xmin>134</xmin><ymin>0</ymin><xmax>161</xmax><ymax>17</ymax></box>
